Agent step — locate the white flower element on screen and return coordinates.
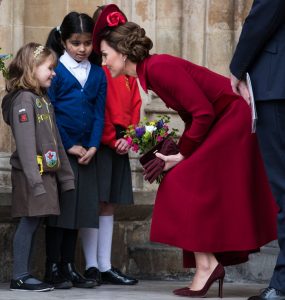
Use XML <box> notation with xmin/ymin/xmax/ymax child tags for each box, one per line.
<box><xmin>145</xmin><ymin>125</ymin><xmax>157</xmax><ymax>133</ymax></box>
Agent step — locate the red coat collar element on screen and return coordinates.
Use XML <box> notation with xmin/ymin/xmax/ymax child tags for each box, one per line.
<box><xmin>136</xmin><ymin>55</ymin><xmax>154</xmax><ymax>94</ymax></box>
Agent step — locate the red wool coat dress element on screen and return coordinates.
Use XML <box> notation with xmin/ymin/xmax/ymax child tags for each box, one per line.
<box><xmin>136</xmin><ymin>54</ymin><xmax>277</xmax><ymax>267</ymax></box>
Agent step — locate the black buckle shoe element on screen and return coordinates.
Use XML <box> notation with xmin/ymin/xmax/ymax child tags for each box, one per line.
<box><xmin>10</xmin><ymin>275</ymin><xmax>54</xmax><ymax>292</ymax></box>
<box><xmin>101</xmin><ymin>267</ymin><xmax>138</xmax><ymax>285</ymax></box>
<box><xmin>44</xmin><ymin>262</ymin><xmax>73</xmax><ymax>289</ymax></box>
<box><xmin>248</xmin><ymin>287</ymin><xmax>285</xmax><ymax>300</ymax></box>
<box><xmin>84</xmin><ymin>267</ymin><xmax>102</xmax><ymax>286</ymax></box>
<box><xmin>61</xmin><ymin>263</ymin><xmax>96</xmax><ymax>288</ymax></box>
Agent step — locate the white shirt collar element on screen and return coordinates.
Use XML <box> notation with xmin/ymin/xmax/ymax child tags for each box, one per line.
<box><xmin>60</xmin><ymin>51</ymin><xmax>90</xmax><ymax>70</ymax></box>
<box><xmin>59</xmin><ymin>51</ymin><xmax>91</xmax><ymax>87</ymax></box>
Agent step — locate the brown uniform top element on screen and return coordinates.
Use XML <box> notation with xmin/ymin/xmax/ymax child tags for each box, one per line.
<box><xmin>2</xmin><ymin>89</ymin><xmax>74</xmax><ymax>197</ymax></box>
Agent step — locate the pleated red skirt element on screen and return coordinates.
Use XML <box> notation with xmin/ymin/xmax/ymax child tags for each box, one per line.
<box><xmin>150</xmin><ymin>99</ymin><xmax>277</xmax><ymax>267</ymax></box>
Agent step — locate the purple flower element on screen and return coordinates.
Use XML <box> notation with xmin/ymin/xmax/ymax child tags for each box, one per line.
<box><xmin>135</xmin><ymin>127</ymin><xmax>145</xmax><ymax>138</ymax></box>
<box><xmin>156</xmin><ymin>119</ymin><xmax>164</xmax><ymax>129</ymax></box>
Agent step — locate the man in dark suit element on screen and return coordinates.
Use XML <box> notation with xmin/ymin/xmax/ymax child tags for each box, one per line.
<box><xmin>230</xmin><ymin>1</ymin><xmax>285</xmax><ymax>300</ymax></box>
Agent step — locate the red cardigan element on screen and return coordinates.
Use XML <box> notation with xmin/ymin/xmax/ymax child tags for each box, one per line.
<box><xmin>101</xmin><ymin>66</ymin><xmax>141</xmax><ymax>149</ymax></box>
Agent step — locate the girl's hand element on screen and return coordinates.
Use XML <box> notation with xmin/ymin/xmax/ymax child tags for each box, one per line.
<box><xmin>67</xmin><ymin>145</ymin><xmax>87</xmax><ymax>157</ymax></box>
<box><xmin>155</xmin><ymin>152</ymin><xmax>185</xmax><ymax>171</ymax></box>
<box><xmin>115</xmin><ymin>138</ymin><xmax>130</xmax><ymax>155</ymax></box>
<box><xmin>78</xmin><ymin>147</ymin><xmax>97</xmax><ymax>165</ymax></box>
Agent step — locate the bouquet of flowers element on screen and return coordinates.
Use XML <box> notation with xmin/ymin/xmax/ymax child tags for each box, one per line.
<box><xmin>124</xmin><ymin>115</ymin><xmax>179</xmax><ymax>183</ymax></box>
<box><xmin>124</xmin><ymin>115</ymin><xmax>178</xmax><ymax>154</ymax></box>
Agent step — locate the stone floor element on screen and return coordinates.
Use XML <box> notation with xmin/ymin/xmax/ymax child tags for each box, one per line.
<box><xmin>0</xmin><ymin>280</ymin><xmax>266</xmax><ymax>300</ymax></box>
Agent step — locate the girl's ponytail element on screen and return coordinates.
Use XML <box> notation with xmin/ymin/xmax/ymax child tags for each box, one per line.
<box><xmin>46</xmin><ymin>27</ymin><xmax>64</xmax><ymax>58</ymax></box>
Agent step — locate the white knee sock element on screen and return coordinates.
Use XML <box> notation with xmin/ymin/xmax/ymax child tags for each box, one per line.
<box><xmin>98</xmin><ymin>215</ymin><xmax>114</xmax><ymax>272</ymax></box>
<box><xmin>80</xmin><ymin>228</ymin><xmax>99</xmax><ymax>270</ymax></box>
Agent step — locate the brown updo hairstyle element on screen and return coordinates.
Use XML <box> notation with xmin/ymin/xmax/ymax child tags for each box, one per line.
<box><xmin>100</xmin><ymin>21</ymin><xmax>153</xmax><ymax>63</ymax></box>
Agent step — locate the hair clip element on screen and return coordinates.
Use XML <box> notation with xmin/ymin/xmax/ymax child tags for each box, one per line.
<box><xmin>33</xmin><ymin>45</ymin><xmax>45</xmax><ymax>58</ymax></box>
<box><xmin>56</xmin><ymin>26</ymin><xmax>61</xmax><ymax>34</ymax></box>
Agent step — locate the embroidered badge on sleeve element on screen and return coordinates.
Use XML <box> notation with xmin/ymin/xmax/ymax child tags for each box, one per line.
<box><xmin>18</xmin><ymin>112</ymin><xmax>29</xmax><ymax>123</ymax></box>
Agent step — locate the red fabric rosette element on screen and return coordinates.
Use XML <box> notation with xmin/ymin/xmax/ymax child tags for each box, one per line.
<box><xmin>106</xmin><ymin>12</ymin><xmax>127</xmax><ymax>27</ymax></box>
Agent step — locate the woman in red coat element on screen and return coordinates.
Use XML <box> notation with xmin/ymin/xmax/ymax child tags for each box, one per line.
<box><xmin>92</xmin><ymin>5</ymin><xmax>277</xmax><ymax>298</ymax></box>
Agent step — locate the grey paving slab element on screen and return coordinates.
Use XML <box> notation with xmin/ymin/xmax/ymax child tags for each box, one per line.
<box><xmin>0</xmin><ymin>281</ymin><xmax>266</xmax><ymax>300</ymax></box>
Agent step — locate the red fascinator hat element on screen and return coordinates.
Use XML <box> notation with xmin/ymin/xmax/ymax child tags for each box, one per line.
<box><xmin>93</xmin><ymin>4</ymin><xmax>127</xmax><ymax>54</ymax></box>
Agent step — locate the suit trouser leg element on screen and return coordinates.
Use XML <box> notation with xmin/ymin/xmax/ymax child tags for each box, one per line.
<box><xmin>256</xmin><ymin>101</ymin><xmax>285</xmax><ymax>293</ymax></box>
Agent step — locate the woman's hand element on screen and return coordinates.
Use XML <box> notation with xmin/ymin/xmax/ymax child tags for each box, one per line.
<box><xmin>115</xmin><ymin>138</ymin><xmax>130</xmax><ymax>155</ymax></box>
<box><xmin>67</xmin><ymin>145</ymin><xmax>87</xmax><ymax>157</ymax></box>
<box><xmin>78</xmin><ymin>147</ymin><xmax>97</xmax><ymax>165</ymax></box>
<box><xmin>155</xmin><ymin>152</ymin><xmax>185</xmax><ymax>171</ymax></box>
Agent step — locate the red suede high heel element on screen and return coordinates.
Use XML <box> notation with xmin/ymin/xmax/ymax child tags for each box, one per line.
<box><xmin>173</xmin><ymin>263</ymin><xmax>225</xmax><ymax>298</ymax></box>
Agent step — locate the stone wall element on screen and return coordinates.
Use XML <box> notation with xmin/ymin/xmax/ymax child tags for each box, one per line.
<box><xmin>0</xmin><ymin>0</ymin><xmax>253</xmax><ymax>162</ymax></box>
<box><xmin>0</xmin><ymin>0</ymin><xmax>254</xmax><ymax>191</ymax></box>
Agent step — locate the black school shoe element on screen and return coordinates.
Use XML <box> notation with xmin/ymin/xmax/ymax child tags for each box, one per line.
<box><xmin>84</xmin><ymin>267</ymin><xmax>102</xmax><ymax>286</ymax></box>
<box><xmin>101</xmin><ymin>267</ymin><xmax>138</xmax><ymax>285</ymax></box>
<box><xmin>10</xmin><ymin>275</ymin><xmax>54</xmax><ymax>292</ymax></box>
<box><xmin>61</xmin><ymin>262</ymin><xmax>96</xmax><ymax>288</ymax></box>
<box><xmin>44</xmin><ymin>262</ymin><xmax>73</xmax><ymax>289</ymax></box>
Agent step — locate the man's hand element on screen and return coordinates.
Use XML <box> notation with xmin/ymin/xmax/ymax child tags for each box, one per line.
<box><xmin>230</xmin><ymin>73</ymin><xmax>250</xmax><ymax>105</ymax></box>
<box><xmin>230</xmin><ymin>73</ymin><xmax>240</xmax><ymax>95</ymax></box>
